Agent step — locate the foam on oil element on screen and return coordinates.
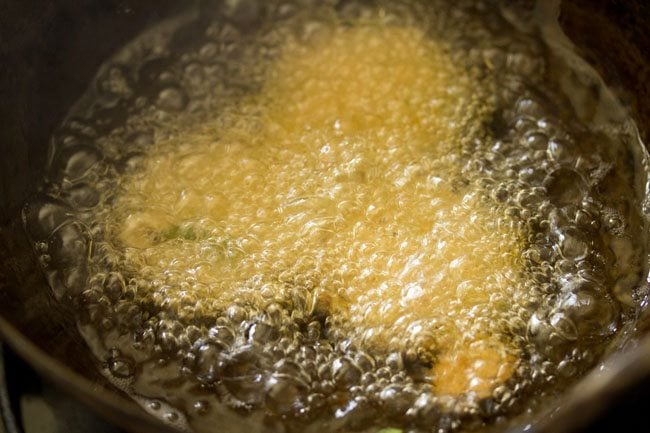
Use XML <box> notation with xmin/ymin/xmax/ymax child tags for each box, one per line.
<box><xmin>22</xmin><ymin>1</ymin><xmax>650</xmax><ymax>433</ymax></box>
<box><xmin>111</xmin><ymin>22</ymin><xmax>522</xmax><ymax>399</ymax></box>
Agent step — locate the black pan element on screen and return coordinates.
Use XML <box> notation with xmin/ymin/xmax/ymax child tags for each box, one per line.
<box><xmin>0</xmin><ymin>1</ymin><xmax>648</xmax><ymax>432</ymax></box>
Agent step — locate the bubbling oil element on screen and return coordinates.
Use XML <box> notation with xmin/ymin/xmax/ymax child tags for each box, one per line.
<box><xmin>23</xmin><ymin>1</ymin><xmax>649</xmax><ymax>433</ymax></box>
<box><xmin>112</xmin><ymin>21</ymin><xmax>523</xmax><ymax>401</ymax></box>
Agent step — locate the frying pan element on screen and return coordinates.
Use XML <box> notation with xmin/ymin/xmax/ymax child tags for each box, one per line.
<box><xmin>0</xmin><ymin>1</ymin><xmax>648</xmax><ymax>432</ymax></box>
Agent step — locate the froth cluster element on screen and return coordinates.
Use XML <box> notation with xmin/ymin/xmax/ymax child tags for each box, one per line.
<box><xmin>23</xmin><ymin>1</ymin><xmax>646</xmax><ymax>432</ymax></box>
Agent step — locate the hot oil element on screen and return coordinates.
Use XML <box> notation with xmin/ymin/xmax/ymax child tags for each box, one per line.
<box><xmin>22</xmin><ymin>1</ymin><xmax>650</xmax><ymax>433</ymax></box>
<box><xmin>112</xmin><ymin>21</ymin><xmax>523</xmax><ymax>402</ymax></box>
